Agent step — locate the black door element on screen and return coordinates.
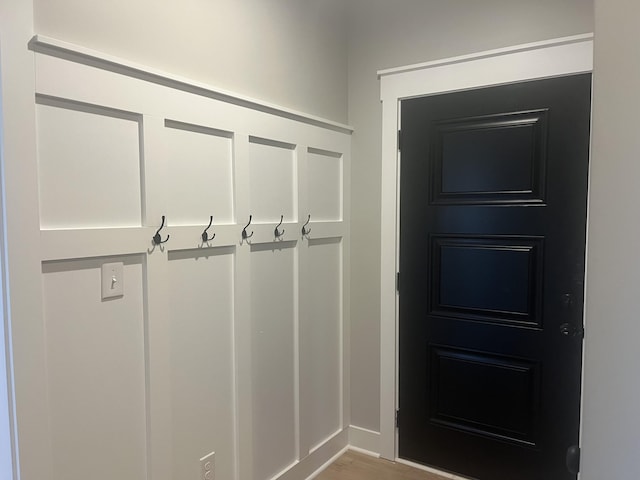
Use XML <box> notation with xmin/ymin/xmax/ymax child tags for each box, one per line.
<box><xmin>398</xmin><ymin>74</ymin><xmax>591</xmax><ymax>480</ymax></box>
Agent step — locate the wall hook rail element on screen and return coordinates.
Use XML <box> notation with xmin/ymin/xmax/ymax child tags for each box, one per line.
<box><xmin>202</xmin><ymin>215</ymin><xmax>216</xmax><ymax>242</ymax></box>
<box><xmin>152</xmin><ymin>215</ymin><xmax>170</xmax><ymax>245</ymax></box>
<box><xmin>275</xmin><ymin>215</ymin><xmax>285</xmax><ymax>238</ymax></box>
<box><xmin>242</xmin><ymin>215</ymin><xmax>254</xmax><ymax>239</ymax></box>
<box><xmin>302</xmin><ymin>214</ymin><xmax>311</xmax><ymax>235</ymax></box>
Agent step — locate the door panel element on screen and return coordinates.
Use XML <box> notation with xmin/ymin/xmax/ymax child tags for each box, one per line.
<box><xmin>399</xmin><ymin>74</ymin><xmax>591</xmax><ymax>480</ymax></box>
<box><xmin>432</xmin><ymin>110</ymin><xmax>548</xmax><ymax>204</ymax></box>
<box><xmin>431</xmin><ymin>235</ymin><xmax>543</xmax><ymax>326</ymax></box>
<box><xmin>428</xmin><ymin>345</ymin><xmax>540</xmax><ymax>446</ymax></box>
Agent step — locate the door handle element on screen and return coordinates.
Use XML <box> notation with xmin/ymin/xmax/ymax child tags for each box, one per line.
<box><xmin>560</xmin><ymin>323</ymin><xmax>584</xmax><ymax>339</ymax></box>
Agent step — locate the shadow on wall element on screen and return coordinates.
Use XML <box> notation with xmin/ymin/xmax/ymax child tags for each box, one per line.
<box><xmin>0</xmin><ymin>105</ymin><xmax>16</xmax><ymax>479</ymax></box>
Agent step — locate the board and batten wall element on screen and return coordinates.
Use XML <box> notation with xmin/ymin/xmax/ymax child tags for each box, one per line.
<box><xmin>6</xmin><ymin>3</ymin><xmax>351</xmax><ymax>479</ymax></box>
<box><xmin>18</xmin><ymin>34</ymin><xmax>351</xmax><ymax>480</ymax></box>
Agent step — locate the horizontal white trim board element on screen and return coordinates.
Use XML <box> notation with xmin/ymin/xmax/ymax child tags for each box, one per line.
<box><xmin>29</xmin><ymin>35</ymin><xmax>354</xmax><ymax>135</ymax></box>
<box><xmin>348</xmin><ymin>426</ymin><xmax>380</xmax><ymax>456</ymax></box>
<box><xmin>396</xmin><ymin>458</ymin><xmax>472</xmax><ymax>480</ymax></box>
<box><xmin>378</xmin><ymin>33</ymin><xmax>593</xmax><ymax>77</ymax></box>
<box><xmin>302</xmin><ymin>435</ymin><xmax>472</xmax><ymax>480</ymax></box>
<box><xmin>304</xmin><ymin>447</ymin><xmax>349</xmax><ymax>480</ymax></box>
<box><xmin>276</xmin><ymin>430</ymin><xmax>349</xmax><ymax>480</ymax></box>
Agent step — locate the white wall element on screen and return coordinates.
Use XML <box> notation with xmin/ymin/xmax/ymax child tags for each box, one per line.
<box><xmin>581</xmin><ymin>1</ymin><xmax>640</xmax><ymax>478</ymax></box>
<box><xmin>34</xmin><ymin>0</ymin><xmax>348</xmax><ymax>122</ymax></box>
<box><xmin>346</xmin><ymin>0</ymin><xmax>594</xmax><ymax>432</ymax></box>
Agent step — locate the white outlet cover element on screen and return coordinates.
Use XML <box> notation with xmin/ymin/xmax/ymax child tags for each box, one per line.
<box><xmin>200</xmin><ymin>451</ymin><xmax>215</xmax><ymax>480</ymax></box>
<box><xmin>101</xmin><ymin>262</ymin><xmax>124</xmax><ymax>299</ymax></box>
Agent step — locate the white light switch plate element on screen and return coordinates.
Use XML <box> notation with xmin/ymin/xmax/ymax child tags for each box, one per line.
<box><xmin>101</xmin><ymin>262</ymin><xmax>124</xmax><ymax>299</ymax></box>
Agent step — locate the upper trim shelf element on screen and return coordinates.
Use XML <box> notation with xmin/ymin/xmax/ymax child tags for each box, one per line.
<box><xmin>377</xmin><ymin>33</ymin><xmax>594</xmax><ymax>78</ymax></box>
<box><xmin>29</xmin><ymin>34</ymin><xmax>354</xmax><ymax>135</ymax></box>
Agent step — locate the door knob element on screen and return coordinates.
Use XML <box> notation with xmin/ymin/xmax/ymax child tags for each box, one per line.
<box><xmin>560</xmin><ymin>323</ymin><xmax>584</xmax><ymax>338</ymax></box>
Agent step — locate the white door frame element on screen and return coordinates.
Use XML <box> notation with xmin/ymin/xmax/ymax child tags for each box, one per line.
<box><xmin>378</xmin><ymin>33</ymin><xmax>594</xmax><ymax>461</ymax></box>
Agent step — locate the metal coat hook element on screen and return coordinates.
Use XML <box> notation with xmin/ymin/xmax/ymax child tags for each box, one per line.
<box><xmin>242</xmin><ymin>215</ymin><xmax>254</xmax><ymax>239</ymax></box>
<box><xmin>275</xmin><ymin>215</ymin><xmax>285</xmax><ymax>238</ymax></box>
<box><xmin>302</xmin><ymin>214</ymin><xmax>311</xmax><ymax>235</ymax></box>
<box><xmin>202</xmin><ymin>215</ymin><xmax>216</xmax><ymax>242</ymax></box>
<box><xmin>152</xmin><ymin>215</ymin><xmax>170</xmax><ymax>245</ymax></box>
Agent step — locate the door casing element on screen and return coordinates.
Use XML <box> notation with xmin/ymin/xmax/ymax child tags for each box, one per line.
<box><xmin>378</xmin><ymin>33</ymin><xmax>594</xmax><ymax>462</ymax></box>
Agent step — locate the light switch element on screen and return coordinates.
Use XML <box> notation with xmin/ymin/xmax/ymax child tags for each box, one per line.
<box><xmin>101</xmin><ymin>262</ymin><xmax>124</xmax><ymax>299</ymax></box>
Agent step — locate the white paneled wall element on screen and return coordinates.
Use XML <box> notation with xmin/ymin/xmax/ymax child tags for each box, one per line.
<box><xmin>31</xmin><ymin>36</ymin><xmax>350</xmax><ymax>480</ymax></box>
<box><xmin>164</xmin><ymin>121</ymin><xmax>235</xmax><ymax>226</ymax></box>
<box><xmin>248</xmin><ymin>137</ymin><xmax>297</xmax><ymax>223</ymax></box>
<box><xmin>307</xmin><ymin>149</ymin><xmax>343</xmax><ymax>222</ymax></box>
<box><xmin>168</xmin><ymin>247</ymin><xmax>236</xmax><ymax>480</ymax></box>
<box><xmin>250</xmin><ymin>243</ymin><xmax>298</xmax><ymax>479</ymax></box>
<box><xmin>42</xmin><ymin>256</ymin><xmax>147</xmax><ymax>480</ymax></box>
<box><xmin>36</xmin><ymin>97</ymin><xmax>143</xmax><ymax>229</ymax></box>
<box><xmin>303</xmin><ymin>238</ymin><xmax>342</xmax><ymax>450</ymax></box>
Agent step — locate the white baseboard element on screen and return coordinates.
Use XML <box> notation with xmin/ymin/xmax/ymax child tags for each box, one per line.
<box><xmin>396</xmin><ymin>458</ymin><xmax>473</xmax><ymax>480</ymax></box>
<box><xmin>294</xmin><ymin>425</ymin><xmax>471</xmax><ymax>480</ymax></box>
<box><xmin>276</xmin><ymin>429</ymin><xmax>349</xmax><ymax>480</ymax></box>
<box><xmin>304</xmin><ymin>445</ymin><xmax>349</xmax><ymax>480</ymax></box>
<box><xmin>347</xmin><ymin>425</ymin><xmax>381</xmax><ymax>456</ymax></box>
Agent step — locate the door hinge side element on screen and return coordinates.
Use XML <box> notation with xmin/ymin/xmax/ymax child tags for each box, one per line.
<box><xmin>395</xmin><ymin>409</ymin><xmax>400</xmax><ymax>428</ymax></box>
<box><xmin>396</xmin><ymin>272</ymin><xmax>400</xmax><ymax>293</ymax></box>
<box><xmin>398</xmin><ymin>130</ymin><xmax>402</xmax><ymax>151</ymax></box>
<box><xmin>566</xmin><ymin>445</ymin><xmax>580</xmax><ymax>474</ymax></box>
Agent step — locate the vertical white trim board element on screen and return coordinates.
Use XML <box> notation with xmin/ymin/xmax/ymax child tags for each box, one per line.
<box><xmin>1</xmin><ymin>2</ymin><xmax>53</xmax><ymax>480</ymax></box>
<box><xmin>378</xmin><ymin>34</ymin><xmax>594</xmax><ymax>461</ymax></box>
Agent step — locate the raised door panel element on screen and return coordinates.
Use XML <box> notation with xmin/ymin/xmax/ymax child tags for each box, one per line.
<box><xmin>36</xmin><ymin>96</ymin><xmax>143</xmax><ymax>229</ymax></box>
<box><xmin>168</xmin><ymin>247</ymin><xmax>236</xmax><ymax>480</ymax></box>
<box><xmin>430</xmin><ymin>110</ymin><xmax>548</xmax><ymax>205</ymax></box>
<box><xmin>430</xmin><ymin>236</ymin><xmax>543</xmax><ymax>327</ymax></box>
<box><xmin>165</xmin><ymin>120</ymin><xmax>235</xmax><ymax>226</ymax></box>
<box><xmin>429</xmin><ymin>346</ymin><xmax>540</xmax><ymax>446</ymax></box>
<box><xmin>42</xmin><ymin>256</ymin><xmax>147</xmax><ymax>480</ymax></box>
<box><xmin>250</xmin><ymin>242</ymin><xmax>297</xmax><ymax>479</ymax></box>
<box><xmin>302</xmin><ymin>238</ymin><xmax>342</xmax><ymax>449</ymax></box>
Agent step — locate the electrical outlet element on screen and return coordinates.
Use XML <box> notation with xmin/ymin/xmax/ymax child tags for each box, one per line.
<box><xmin>200</xmin><ymin>451</ymin><xmax>215</xmax><ymax>480</ymax></box>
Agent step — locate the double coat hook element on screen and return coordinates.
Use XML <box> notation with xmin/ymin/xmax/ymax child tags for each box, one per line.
<box><xmin>242</xmin><ymin>215</ymin><xmax>254</xmax><ymax>240</ymax></box>
<box><xmin>202</xmin><ymin>216</ymin><xmax>216</xmax><ymax>242</ymax></box>
<box><xmin>275</xmin><ymin>215</ymin><xmax>285</xmax><ymax>238</ymax></box>
<box><xmin>302</xmin><ymin>214</ymin><xmax>311</xmax><ymax>235</ymax></box>
<box><xmin>152</xmin><ymin>215</ymin><xmax>170</xmax><ymax>245</ymax></box>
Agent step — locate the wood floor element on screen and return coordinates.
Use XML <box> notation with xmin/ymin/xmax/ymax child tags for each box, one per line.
<box><xmin>315</xmin><ymin>450</ymin><xmax>448</xmax><ymax>480</ymax></box>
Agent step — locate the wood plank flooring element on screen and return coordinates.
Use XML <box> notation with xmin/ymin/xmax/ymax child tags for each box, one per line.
<box><xmin>315</xmin><ymin>450</ymin><xmax>448</xmax><ymax>480</ymax></box>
